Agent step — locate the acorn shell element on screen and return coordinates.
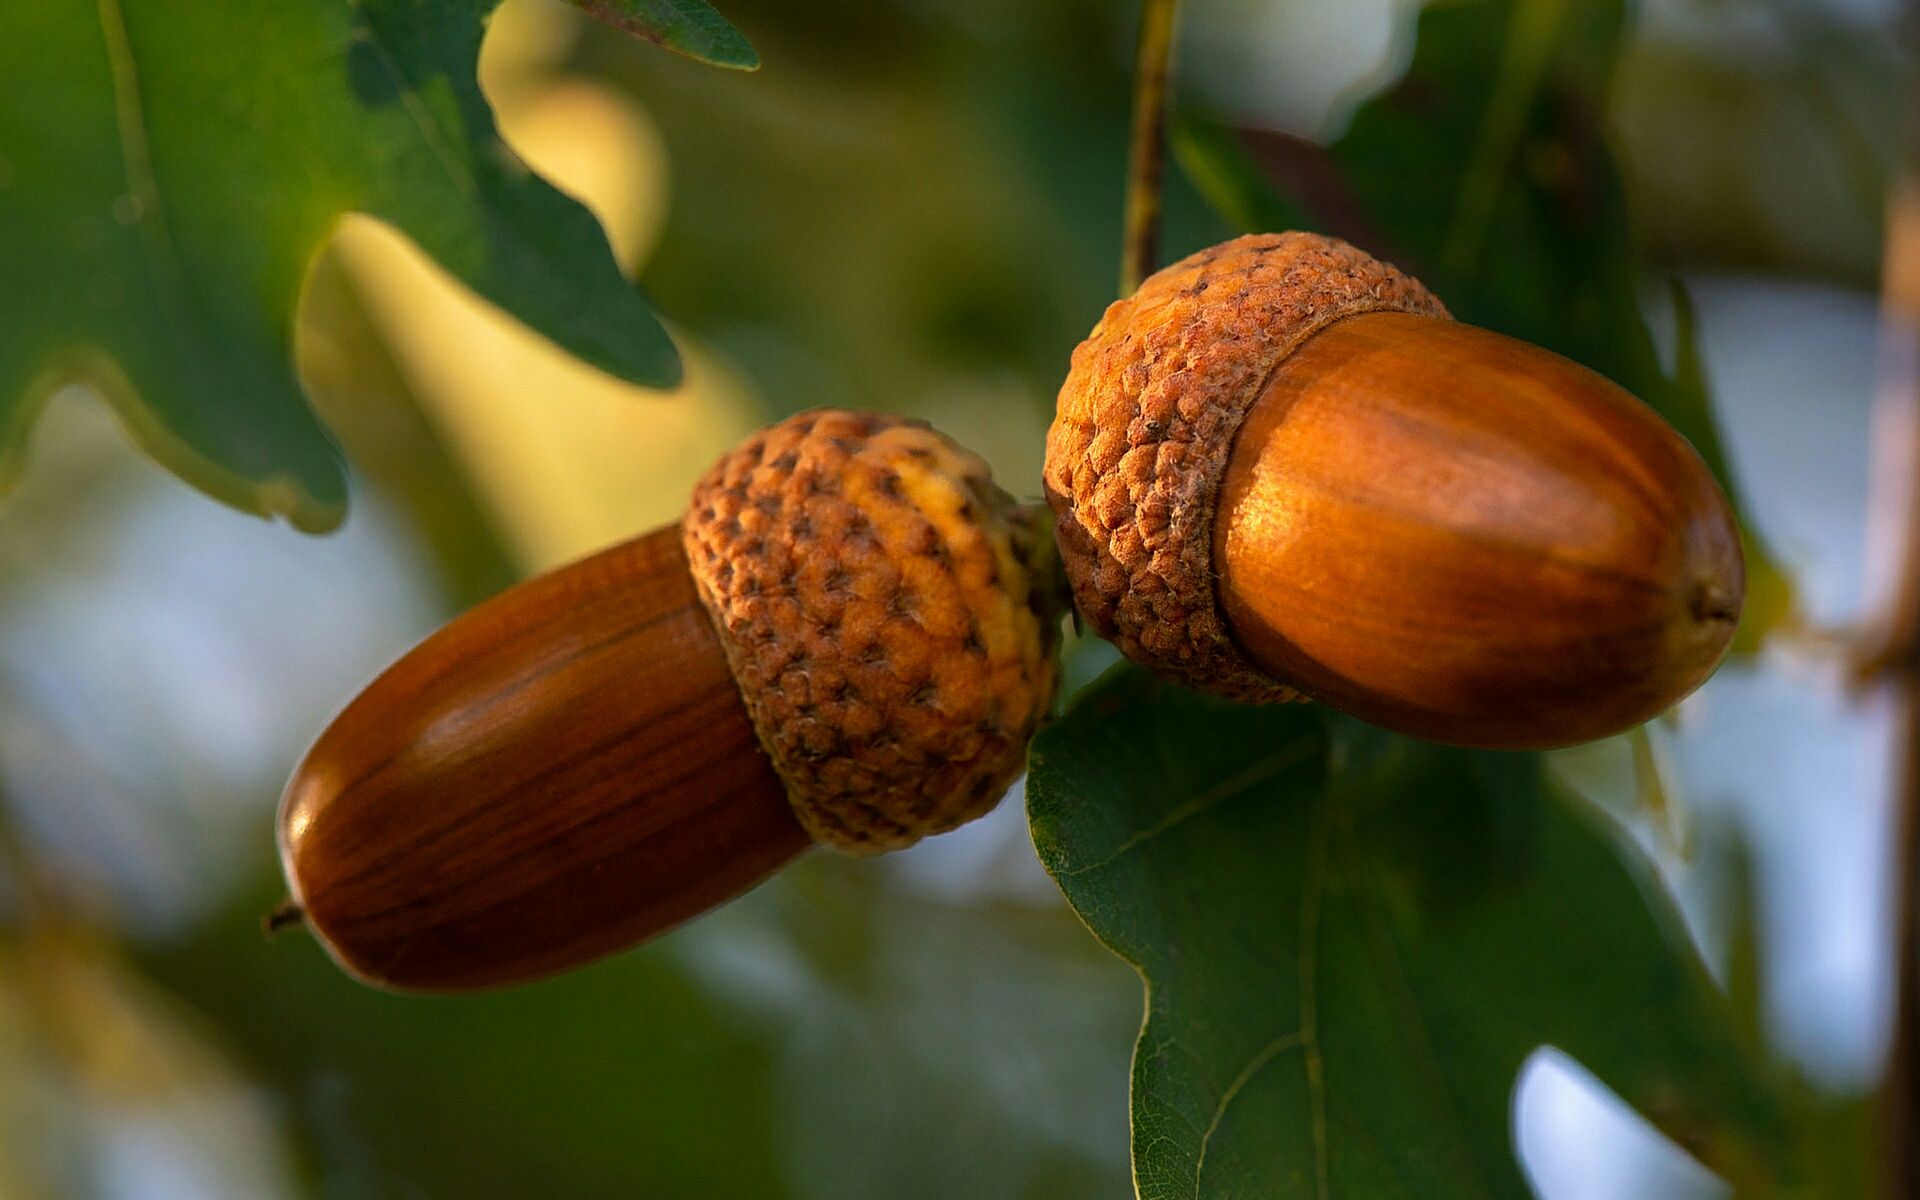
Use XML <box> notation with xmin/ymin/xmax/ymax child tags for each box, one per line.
<box><xmin>1043</xmin><ymin>232</ymin><xmax>1447</xmax><ymax>702</ymax></box>
<box><xmin>1214</xmin><ymin>311</ymin><xmax>1743</xmax><ymax>749</ymax></box>
<box><xmin>1044</xmin><ymin>233</ymin><xmax>1744</xmax><ymax>749</ymax></box>
<box><xmin>278</xmin><ymin>525</ymin><xmax>805</xmax><ymax>992</ymax></box>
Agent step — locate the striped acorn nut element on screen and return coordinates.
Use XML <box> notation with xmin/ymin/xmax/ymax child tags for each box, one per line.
<box><xmin>278</xmin><ymin>409</ymin><xmax>1061</xmax><ymax>992</ymax></box>
<box><xmin>1044</xmin><ymin>232</ymin><xmax>1744</xmax><ymax>750</ymax></box>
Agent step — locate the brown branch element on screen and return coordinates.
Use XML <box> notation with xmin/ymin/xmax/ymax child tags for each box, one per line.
<box><xmin>1858</xmin><ymin>36</ymin><xmax>1920</xmax><ymax>1199</ymax></box>
<box><xmin>1120</xmin><ymin>0</ymin><xmax>1179</xmax><ymax>296</ymax></box>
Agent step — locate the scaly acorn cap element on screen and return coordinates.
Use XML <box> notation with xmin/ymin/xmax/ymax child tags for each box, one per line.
<box><xmin>683</xmin><ymin>409</ymin><xmax>1061</xmax><ymax>854</ymax></box>
<box><xmin>1043</xmin><ymin>232</ymin><xmax>1448</xmax><ymax>702</ymax></box>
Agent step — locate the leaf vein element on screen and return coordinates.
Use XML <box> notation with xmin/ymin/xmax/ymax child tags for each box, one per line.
<box><xmin>1059</xmin><ymin>733</ymin><xmax>1320</xmax><ymax>877</ymax></box>
<box><xmin>94</xmin><ymin>0</ymin><xmax>192</xmax><ymax>339</ymax></box>
<box><xmin>1192</xmin><ymin>1029</ymin><xmax>1305</xmax><ymax>1196</ymax></box>
<box><xmin>345</xmin><ymin>0</ymin><xmax>480</xmax><ymax>201</ymax></box>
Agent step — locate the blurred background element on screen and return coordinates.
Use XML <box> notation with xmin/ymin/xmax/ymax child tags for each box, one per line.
<box><xmin>0</xmin><ymin>0</ymin><xmax>1910</xmax><ymax>1195</ymax></box>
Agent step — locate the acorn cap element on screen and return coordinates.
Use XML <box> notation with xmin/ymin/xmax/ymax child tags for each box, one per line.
<box><xmin>683</xmin><ymin>409</ymin><xmax>1060</xmax><ymax>854</ymax></box>
<box><xmin>1043</xmin><ymin>232</ymin><xmax>1447</xmax><ymax>702</ymax></box>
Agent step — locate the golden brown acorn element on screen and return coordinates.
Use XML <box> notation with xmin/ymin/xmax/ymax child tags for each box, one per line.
<box><xmin>1044</xmin><ymin>232</ymin><xmax>1743</xmax><ymax>749</ymax></box>
<box><xmin>279</xmin><ymin>410</ymin><xmax>1059</xmax><ymax>992</ymax></box>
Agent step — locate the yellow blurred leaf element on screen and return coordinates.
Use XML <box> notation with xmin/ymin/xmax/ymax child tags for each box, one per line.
<box><xmin>481</xmin><ymin>0</ymin><xmax>589</xmax><ymax>88</ymax></box>
<box><xmin>327</xmin><ymin>70</ymin><xmax>759</xmax><ymax>574</ymax></box>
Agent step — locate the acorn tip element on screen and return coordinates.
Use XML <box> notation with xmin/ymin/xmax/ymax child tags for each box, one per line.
<box><xmin>263</xmin><ymin>899</ymin><xmax>306</xmax><ymax>937</ymax></box>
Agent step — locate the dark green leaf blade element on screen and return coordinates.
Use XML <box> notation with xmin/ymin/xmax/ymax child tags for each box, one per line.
<box><xmin>0</xmin><ymin>0</ymin><xmax>680</xmax><ymax>531</ymax></box>
<box><xmin>1028</xmin><ymin>670</ymin><xmax>1788</xmax><ymax>1198</ymax></box>
<box><xmin>571</xmin><ymin>0</ymin><xmax>760</xmax><ymax>70</ymax></box>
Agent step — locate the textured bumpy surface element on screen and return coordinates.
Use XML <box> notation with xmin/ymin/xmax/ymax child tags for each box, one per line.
<box><xmin>684</xmin><ymin>410</ymin><xmax>1060</xmax><ymax>853</ymax></box>
<box><xmin>1043</xmin><ymin>232</ymin><xmax>1448</xmax><ymax>701</ymax></box>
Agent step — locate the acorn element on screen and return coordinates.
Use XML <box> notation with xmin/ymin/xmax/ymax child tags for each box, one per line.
<box><xmin>278</xmin><ymin>410</ymin><xmax>1061</xmax><ymax>992</ymax></box>
<box><xmin>1044</xmin><ymin>232</ymin><xmax>1744</xmax><ymax>750</ymax></box>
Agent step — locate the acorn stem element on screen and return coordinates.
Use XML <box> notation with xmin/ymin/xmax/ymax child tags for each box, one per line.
<box><xmin>1120</xmin><ymin>0</ymin><xmax>1179</xmax><ymax>295</ymax></box>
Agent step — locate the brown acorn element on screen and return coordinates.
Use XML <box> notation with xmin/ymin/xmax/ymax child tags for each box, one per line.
<box><xmin>279</xmin><ymin>410</ymin><xmax>1060</xmax><ymax>992</ymax></box>
<box><xmin>1044</xmin><ymin>232</ymin><xmax>1744</xmax><ymax>750</ymax></box>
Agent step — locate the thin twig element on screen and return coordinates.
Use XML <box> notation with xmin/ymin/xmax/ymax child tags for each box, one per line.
<box><xmin>1856</xmin><ymin>23</ymin><xmax>1920</xmax><ymax>1195</ymax></box>
<box><xmin>1120</xmin><ymin>0</ymin><xmax>1179</xmax><ymax>296</ymax></box>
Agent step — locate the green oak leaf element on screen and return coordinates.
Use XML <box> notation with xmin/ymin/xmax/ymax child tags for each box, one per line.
<box><xmin>1028</xmin><ymin>670</ymin><xmax>1791</xmax><ymax>1198</ymax></box>
<box><xmin>1173</xmin><ymin>0</ymin><xmax>1792</xmax><ymax>644</ymax></box>
<box><xmin>0</xmin><ymin>0</ymin><xmax>699</xmax><ymax>532</ymax></box>
<box><xmin>572</xmin><ymin>0</ymin><xmax>759</xmax><ymax>70</ymax></box>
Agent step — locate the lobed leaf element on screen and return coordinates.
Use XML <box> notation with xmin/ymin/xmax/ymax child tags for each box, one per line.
<box><xmin>1028</xmin><ymin>669</ymin><xmax>1792</xmax><ymax>1198</ymax></box>
<box><xmin>0</xmin><ymin>0</ymin><xmax>698</xmax><ymax>531</ymax></box>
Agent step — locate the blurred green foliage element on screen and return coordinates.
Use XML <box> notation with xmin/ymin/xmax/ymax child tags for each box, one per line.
<box><xmin>144</xmin><ymin>872</ymin><xmax>794</xmax><ymax>1198</ymax></box>
<box><xmin>134</xmin><ymin>848</ymin><xmax>1140</xmax><ymax>1199</ymax></box>
<box><xmin>590</xmin><ymin>0</ymin><xmax>1236</xmax><ymax>490</ymax></box>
